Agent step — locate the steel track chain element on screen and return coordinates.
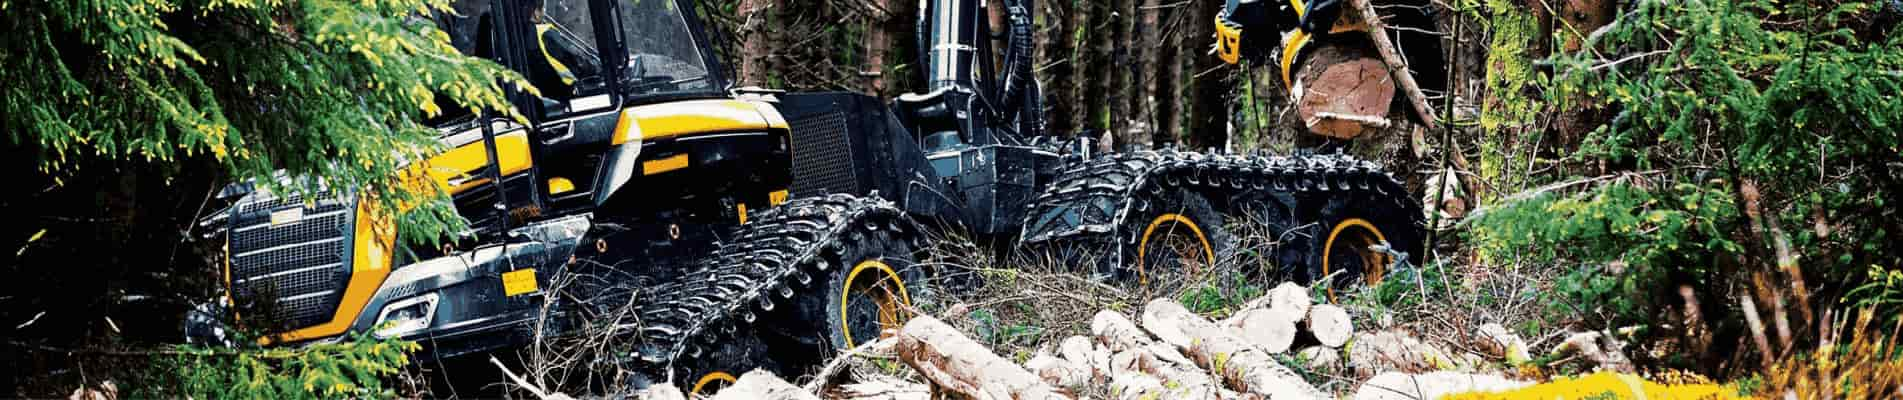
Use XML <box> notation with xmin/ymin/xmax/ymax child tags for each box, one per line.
<box><xmin>1019</xmin><ymin>149</ymin><xmax>1421</xmax><ymax>272</ymax></box>
<box><xmin>623</xmin><ymin>194</ymin><xmax>923</xmax><ymax>380</ymax></box>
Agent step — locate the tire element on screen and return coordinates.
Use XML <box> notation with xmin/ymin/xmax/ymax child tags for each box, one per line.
<box><xmin>818</xmin><ymin>225</ymin><xmax>928</xmax><ymax>353</ymax></box>
<box><xmin>1119</xmin><ymin>186</ymin><xmax>1237</xmax><ymax>290</ymax></box>
<box><xmin>1303</xmin><ymin>189</ymin><xmax>1422</xmax><ymax>303</ymax></box>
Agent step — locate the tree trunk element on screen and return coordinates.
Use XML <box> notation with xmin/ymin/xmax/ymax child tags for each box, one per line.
<box><xmin>737</xmin><ymin>0</ymin><xmax>775</xmax><ymax>86</ymax></box>
<box><xmin>1185</xmin><ymin>0</ymin><xmax>1229</xmax><ymax>149</ymax></box>
<box><xmin>864</xmin><ymin>0</ymin><xmax>890</xmax><ymax>96</ymax></box>
<box><xmin>1155</xmin><ymin>5</ymin><xmax>1184</xmax><ymax>146</ymax></box>
<box><xmin>895</xmin><ymin>316</ymin><xmax>1073</xmax><ymax>400</ymax></box>
<box><xmin>1041</xmin><ymin>0</ymin><xmax>1077</xmax><ymax>137</ymax></box>
<box><xmin>1133</xmin><ymin>0</ymin><xmax>1160</xmax><ymax>149</ymax></box>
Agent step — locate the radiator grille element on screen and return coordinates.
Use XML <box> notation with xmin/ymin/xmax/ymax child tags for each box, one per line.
<box><xmin>228</xmin><ymin>194</ymin><xmax>353</xmax><ymax>330</ymax></box>
<box><xmin>788</xmin><ymin>111</ymin><xmax>860</xmax><ymax>196</ymax></box>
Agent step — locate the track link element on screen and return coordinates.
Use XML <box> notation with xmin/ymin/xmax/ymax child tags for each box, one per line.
<box><xmin>1020</xmin><ymin>149</ymin><xmax>1422</xmax><ymax>280</ymax></box>
<box><xmin>623</xmin><ymin>194</ymin><xmax>924</xmax><ymax>384</ymax></box>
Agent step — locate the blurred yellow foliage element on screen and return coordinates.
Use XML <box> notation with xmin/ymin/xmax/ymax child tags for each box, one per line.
<box><xmin>1441</xmin><ymin>372</ymin><xmax>1736</xmax><ymax>400</ymax></box>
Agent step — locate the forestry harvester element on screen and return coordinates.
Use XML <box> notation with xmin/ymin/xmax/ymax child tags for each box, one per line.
<box><xmin>195</xmin><ymin>0</ymin><xmax>1423</xmax><ymax>394</ymax></box>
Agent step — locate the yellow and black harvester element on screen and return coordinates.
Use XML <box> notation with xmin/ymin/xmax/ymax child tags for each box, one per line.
<box><xmin>197</xmin><ymin>0</ymin><xmax>1421</xmax><ymax>392</ymax></box>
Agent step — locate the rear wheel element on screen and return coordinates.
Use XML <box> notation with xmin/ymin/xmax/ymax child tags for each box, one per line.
<box><xmin>1125</xmin><ymin>188</ymin><xmax>1234</xmax><ymax>292</ymax></box>
<box><xmin>1308</xmin><ymin>194</ymin><xmax>1417</xmax><ymax>303</ymax></box>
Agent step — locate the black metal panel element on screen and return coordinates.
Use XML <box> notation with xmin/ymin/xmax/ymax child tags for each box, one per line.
<box><xmin>776</xmin><ymin>92</ymin><xmax>962</xmax><ymax>225</ymax></box>
<box><xmin>786</xmin><ymin>110</ymin><xmax>861</xmax><ymax>196</ymax></box>
<box><xmin>227</xmin><ymin>193</ymin><xmax>354</xmax><ymax>330</ymax></box>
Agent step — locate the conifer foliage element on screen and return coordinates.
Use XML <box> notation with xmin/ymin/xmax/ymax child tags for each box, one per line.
<box><xmin>0</xmin><ymin>0</ymin><xmax>528</xmax><ymax>240</ymax></box>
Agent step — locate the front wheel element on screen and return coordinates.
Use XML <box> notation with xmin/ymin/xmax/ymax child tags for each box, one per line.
<box><xmin>819</xmin><ymin>226</ymin><xmax>928</xmax><ymax>351</ymax></box>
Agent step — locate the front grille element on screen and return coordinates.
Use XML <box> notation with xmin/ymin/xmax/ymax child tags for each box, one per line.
<box><xmin>228</xmin><ymin>193</ymin><xmax>354</xmax><ymax>330</ymax></box>
<box><xmin>789</xmin><ymin>111</ymin><xmax>860</xmax><ymax>196</ymax></box>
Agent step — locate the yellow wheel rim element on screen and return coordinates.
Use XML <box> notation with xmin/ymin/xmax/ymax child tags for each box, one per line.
<box><xmin>1321</xmin><ymin>218</ymin><xmax>1389</xmax><ymax>303</ymax></box>
<box><xmin>1136</xmin><ymin>213</ymin><xmax>1216</xmax><ymax>287</ymax></box>
<box><xmin>690</xmin><ymin>371</ymin><xmax>736</xmax><ymax>396</ymax></box>
<box><xmin>839</xmin><ymin>260</ymin><xmax>913</xmax><ymax>348</ymax></box>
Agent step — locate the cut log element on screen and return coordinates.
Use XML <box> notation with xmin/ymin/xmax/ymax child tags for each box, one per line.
<box><xmin>1230</xmin><ymin>309</ymin><xmax>1298</xmax><ymax>354</ymax></box>
<box><xmin>1108</xmin><ymin>372</ymin><xmax>1167</xmax><ymax>400</ymax></box>
<box><xmin>1351</xmin><ymin>371</ymin><xmax>1528</xmax><ymax>400</ymax></box>
<box><xmin>1307</xmin><ymin>304</ymin><xmax>1355</xmax><ymax>348</ymax></box>
<box><xmin>1090</xmin><ymin>310</ymin><xmax>1220</xmax><ymax>390</ymax></box>
<box><xmin>1474</xmin><ymin>323</ymin><xmax>1530</xmax><ymax>363</ymax></box>
<box><xmin>1025</xmin><ymin>352</ymin><xmax>1090</xmax><ymax>388</ymax></box>
<box><xmin>1297</xmin><ymin>346</ymin><xmax>1343</xmax><ymax>373</ymax></box>
<box><xmin>710</xmin><ymin>370</ymin><xmax>820</xmax><ymax>400</ymax></box>
<box><xmin>834</xmin><ymin>376</ymin><xmax>930</xmax><ymax>400</ymax></box>
<box><xmin>1269</xmin><ymin>282</ymin><xmax>1313</xmax><ymax>317</ymax></box>
<box><xmin>895</xmin><ymin>316</ymin><xmax>1072</xmax><ymax>400</ymax></box>
<box><xmin>1344</xmin><ymin>0</ymin><xmax>1438</xmax><ymax>129</ymax></box>
<box><xmin>1346</xmin><ymin>330</ymin><xmax>1458</xmax><ymax>379</ymax></box>
<box><xmin>1293</xmin><ymin>43</ymin><xmax>1396</xmax><ymax>140</ymax></box>
<box><xmin>1143</xmin><ymin>299</ymin><xmax>1329</xmax><ymax>399</ymax></box>
<box><xmin>1553</xmin><ymin>331</ymin><xmax>1636</xmax><ymax>373</ymax></box>
<box><xmin>635</xmin><ymin>385</ymin><xmax>686</xmax><ymax>400</ymax></box>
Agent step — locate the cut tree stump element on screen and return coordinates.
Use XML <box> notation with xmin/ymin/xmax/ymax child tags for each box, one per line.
<box><xmin>1142</xmin><ymin>299</ymin><xmax>1329</xmax><ymax>399</ymax></box>
<box><xmin>1230</xmin><ymin>309</ymin><xmax>1298</xmax><ymax>354</ymax></box>
<box><xmin>895</xmin><ymin>316</ymin><xmax>1073</xmax><ymax>400</ymax></box>
<box><xmin>1307</xmin><ymin>304</ymin><xmax>1355</xmax><ymax>348</ymax></box>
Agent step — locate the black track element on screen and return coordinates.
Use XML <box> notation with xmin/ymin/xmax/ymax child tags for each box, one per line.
<box><xmin>1019</xmin><ymin>149</ymin><xmax>1422</xmax><ymax>283</ymax></box>
<box><xmin>615</xmin><ymin>194</ymin><xmax>926</xmax><ymax>388</ymax></box>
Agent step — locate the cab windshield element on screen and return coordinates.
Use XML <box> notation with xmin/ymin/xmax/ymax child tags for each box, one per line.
<box><xmin>614</xmin><ymin>0</ymin><xmax>716</xmax><ymax>95</ymax></box>
<box><xmin>540</xmin><ymin>0</ymin><xmax>716</xmax><ymax>100</ymax></box>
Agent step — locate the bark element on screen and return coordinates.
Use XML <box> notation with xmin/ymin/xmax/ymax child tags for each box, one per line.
<box><xmin>1115</xmin><ymin>0</ymin><xmax>1140</xmax><ymax>148</ymax></box>
<box><xmin>1155</xmin><ymin>4</ymin><xmax>1183</xmax><ymax>146</ymax></box>
<box><xmin>895</xmin><ymin>316</ymin><xmax>1073</xmax><ymax>400</ymax></box>
<box><xmin>863</xmin><ymin>0</ymin><xmax>890</xmax><ymax>96</ymax></box>
<box><xmin>1091</xmin><ymin>310</ymin><xmax>1218</xmax><ymax>390</ymax></box>
<box><xmin>1306</xmin><ymin>304</ymin><xmax>1355</xmax><ymax>348</ymax></box>
<box><xmin>1141</xmin><ymin>299</ymin><xmax>1329</xmax><ymax>399</ymax></box>
<box><xmin>736</xmin><ymin>0</ymin><xmax>776</xmax><ymax>86</ymax></box>
<box><xmin>1186</xmin><ymin>0</ymin><xmax>1228</xmax><ymax>149</ymax></box>
<box><xmin>1068</xmin><ymin>0</ymin><xmax>1095</xmax><ymax>134</ymax></box>
<box><xmin>1135</xmin><ymin>0</ymin><xmax>1162</xmax><ymax>148</ymax></box>
<box><xmin>1042</xmin><ymin>0</ymin><xmax>1077</xmax><ymax>137</ymax></box>
<box><xmin>711</xmin><ymin>370</ymin><xmax>821</xmax><ymax>400</ymax></box>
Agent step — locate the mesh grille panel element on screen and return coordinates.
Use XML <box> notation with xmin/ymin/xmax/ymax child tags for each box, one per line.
<box><xmin>788</xmin><ymin>111</ymin><xmax>859</xmax><ymax>196</ymax></box>
<box><xmin>229</xmin><ymin>195</ymin><xmax>352</xmax><ymax>330</ymax></box>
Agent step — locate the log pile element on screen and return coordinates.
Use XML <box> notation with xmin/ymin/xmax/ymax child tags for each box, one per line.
<box><xmin>618</xmin><ymin>282</ymin><xmax>1558</xmax><ymax>400</ymax></box>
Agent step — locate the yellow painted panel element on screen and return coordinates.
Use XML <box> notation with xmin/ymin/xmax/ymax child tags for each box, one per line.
<box><xmin>769</xmin><ymin>190</ymin><xmax>789</xmax><ymax>206</ymax></box>
<box><xmin>268</xmin><ymin>200</ymin><xmax>395</xmax><ymax>344</ymax></box>
<box><xmin>502</xmin><ymin>268</ymin><xmax>539</xmax><ymax>296</ymax></box>
<box><xmin>612</xmin><ymin>99</ymin><xmax>787</xmax><ymax>145</ymax></box>
<box><xmin>547</xmin><ymin>177</ymin><xmax>576</xmax><ymax>195</ymax></box>
<box><xmin>642</xmin><ymin>154</ymin><xmax>690</xmax><ymax>175</ymax></box>
<box><xmin>419</xmin><ymin>131</ymin><xmax>533</xmax><ymax>196</ymax></box>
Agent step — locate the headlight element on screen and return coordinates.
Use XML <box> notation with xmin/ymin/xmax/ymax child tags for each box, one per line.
<box><xmin>374</xmin><ymin>293</ymin><xmax>439</xmax><ymax>338</ymax></box>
